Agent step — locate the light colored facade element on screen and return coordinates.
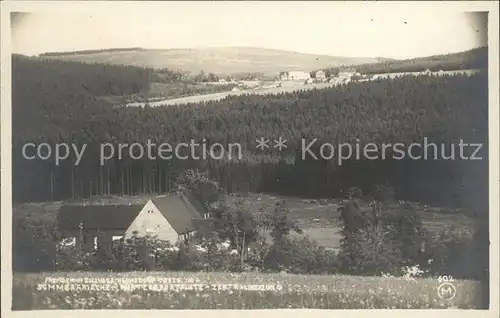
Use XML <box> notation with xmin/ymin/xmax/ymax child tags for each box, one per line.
<box><xmin>315</xmin><ymin>70</ymin><xmax>326</xmax><ymax>80</ymax></box>
<box><xmin>338</xmin><ymin>71</ymin><xmax>355</xmax><ymax>78</ymax></box>
<box><xmin>338</xmin><ymin>67</ymin><xmax>357</xmax><ymax>78</ymax></box>
<box><xmin>124</xmin><ymin>199</ymin><xmax>185</xmax><ymax>244</ymax></box>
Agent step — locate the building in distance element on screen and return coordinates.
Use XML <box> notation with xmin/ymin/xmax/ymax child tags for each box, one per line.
<box><xmin>338</xmin><ymin>67</ymin><xmax>357</xmax><ymax>78</ymax></box>
<box><xmin>279</xmin><ymin>71</ymin><xmax>311</xmax><ymax>81</ymax></box>
<box><xmin>315</xmin><ymin>70</ymin><xmax>326</xmax><ymax>81</ymax></box>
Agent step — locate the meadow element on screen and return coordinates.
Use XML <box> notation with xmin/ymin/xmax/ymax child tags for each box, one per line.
<box><xmin>12</xmin><ymin>271</ymin><xmax>482</xmax><ymax>310</ymax></box>
<box><xmin>223</xmin><ymin>193</ymin><xmax>477</xmax><ymax>249</ymax></box>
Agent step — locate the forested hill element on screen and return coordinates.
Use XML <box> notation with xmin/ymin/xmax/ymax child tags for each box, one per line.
<box><xmin>39</xmin><ymin>47</ymin><xmax>144</xmax><ymax>56</ymax></box>
<box><xmin>322</xmin><ymin>47</ymin><xmax>488</xmax><ymax>75</ymax></box>
<box><xmin>12</xmin><ymin>55</ymin><xmax>488</xmax><ymax>214</ymax></box>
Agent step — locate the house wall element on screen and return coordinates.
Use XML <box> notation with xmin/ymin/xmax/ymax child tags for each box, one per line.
<box><xmin>316</xmin><ymin>71</ymin><xmax>326</xmax><ymax>79</ymax></box>
<box><xmin>62</xmin><ymin>229</ymin><xmax>123</xmax><ymax>252</ymax></box>
<box><xmin>280</xmin><ymin>72</ymin><xmax>310</xmax><ymax>81</ymax></box>
<box><xmin>124</xmin><ymin>200</ymin><xmax>180</xmax><ymax>244</ymax></box>
<box><xmin>338</xmin><ymin>72</ymin><xmax>355</xmax><ymax>77</ymax></box>
<box><xmin>288</xmin><ymin>72</ymin><xmax>310</xmax><ymax>80</ymax></box>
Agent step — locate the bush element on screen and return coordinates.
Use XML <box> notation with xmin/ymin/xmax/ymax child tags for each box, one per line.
<box><xmin>421</xmin><ymin>223</ymin><xmax>486</xmax><ymax>279</ymax></box>
<box><xmin>174</xmin><ymin>169</ymin><xmax>222</xmax><ymax>207</ymax></box>
<box><xmin>157</xmin><ymin>242</ymin><xmax>202</xmax><ymax>271</ymax></box>
<box><xmin>345</xmin><ymin>186</ymin><xmax>363</xmax><ymax>200</ymax></box>
<box><xmin>264</xmin><ymin>236</ymin><xmax>338</xmax><ymax>274</ymax></box>
<box><xmin>338</xmin><ymin>226</ymin><xmax>402</xmax><ymax>276</ymax></box>
<box><xmin>338</xmin><ymin>198</ymin><xmax>426</xmax><ymax>275</ymax></box>
<box><xmin>185</xmin><ymin>232</ymin><xmax>241</xmax><ymax>272</ymax></box>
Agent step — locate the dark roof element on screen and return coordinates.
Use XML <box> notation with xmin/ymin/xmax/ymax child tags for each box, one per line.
<box><xmin>58</xmin><ymin>205</ymin><xmax>143</xmax><ymax>230</ymax></box>
<box><xmin>151</xmin><ymin>192</ymin><xmax>206</xmax><ymax>235</ymax></box>
<box><xmin>191</xmin><ymin>218</ymin><xmax>212</xmax><ymax>229</ymax></box>
<box><xmin>179</xmin><ymin>191</ymin><xmax>209</xmax><ymax>217</ymax></box>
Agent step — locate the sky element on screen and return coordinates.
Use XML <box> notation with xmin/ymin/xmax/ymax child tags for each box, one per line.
<box><xmin>11</xmin><ymin>3</ymin><xmax>488</xmax><ymax>59</ymax></box>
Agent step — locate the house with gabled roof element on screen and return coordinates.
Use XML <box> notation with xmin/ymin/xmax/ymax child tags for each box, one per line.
<box><xmin>57</xmin><ymin>191</ymin><xmax>210</xmax><ymax>252</ymax></box>
<box><xmin>315</xmin><ymin>70</ymin><xmax>326</xmax><ymax>81</ymax></box>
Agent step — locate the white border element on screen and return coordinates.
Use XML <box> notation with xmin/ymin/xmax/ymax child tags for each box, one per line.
<box><xmin>1</xmin><ymin>1</ymin><xmax>499</xmax><ymax>317</ymax></box>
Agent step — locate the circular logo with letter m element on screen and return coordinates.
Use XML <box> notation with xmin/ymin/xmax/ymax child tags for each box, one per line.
<box><xmin>437</xmin><ymin>282</ymin><xmax>457</xmax><ymax>301</ymax></box>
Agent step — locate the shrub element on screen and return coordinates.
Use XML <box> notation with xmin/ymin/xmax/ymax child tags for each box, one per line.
<box><xmin>338</xmin><ymin>198</ymin><xmax>426</xmax><ymax>275</ymax></box>
<box><xmin>338</xmin><ymin>226</ymin><xmax>402</xmax><ymax>275</ymax></box>
<box><xmin>264</xmin><ymin>236</ymin><xmax>337</xmax><ymax>274</ymax></box>
<box><xmin>345</xmin><ymin>186</ymin><xmax>363</xmax><ymax>200</ymax></box>
<box><xmin>174</xmin><ymin>169</ymin><xmax>222</xmax><ymax>207</ymax></box>
<box><xmin>421</xmin><ymin>223</ymin><xmax>486</xmax><ymax>279</ymax></box>
<box><xmin>188</xmin><ymin>232</ymin><xmax>241</xmax><ymax>272</ymax></box>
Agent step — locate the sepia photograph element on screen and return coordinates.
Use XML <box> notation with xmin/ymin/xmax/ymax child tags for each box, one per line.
<box><xmin>1</xmin><ymin>1</ymin><xmax>499</xmax><ymax>315</ymax></box>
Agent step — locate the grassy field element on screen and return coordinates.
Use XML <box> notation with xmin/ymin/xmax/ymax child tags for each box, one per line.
<box><xmin>223</xmin><ymin>193</ymin><xmax>477</xmax><ymax>249</ymax></box>
<box><xmin>12</xmin><ymin>271</ymin><xmax>483</xmax><ymax>309</ymax></box>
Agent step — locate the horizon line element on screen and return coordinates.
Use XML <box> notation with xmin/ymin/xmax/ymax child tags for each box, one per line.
<box><xmin>18</xmin><ymin>44</ymin><xmax>488</xmax><ymax>61</ymax></box>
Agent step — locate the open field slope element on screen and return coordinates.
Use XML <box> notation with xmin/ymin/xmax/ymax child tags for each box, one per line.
<box><xmin>223</xmin><ymin>193</ymin><xmax>477</xmax><ymax>249</ymax></box>
<box><xmin>13</xmin><ymin>271</ymin><xmax>483</xmax><ymax>309</ymax></box>
<box><xmin>39</xmin><ymin>47</ymin><xmax>389</xmax><ymax>76</ymax></box>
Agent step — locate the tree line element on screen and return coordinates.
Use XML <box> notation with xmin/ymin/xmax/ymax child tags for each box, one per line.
<box><xmin>321</xmin><ymin>47</ymin><xmax>488</xmax><ymax>76</ymax></box>
<box><xmin>39</xmin><ymin>47</ymin><xmax>145</xmax><ymax>57</ymax></box>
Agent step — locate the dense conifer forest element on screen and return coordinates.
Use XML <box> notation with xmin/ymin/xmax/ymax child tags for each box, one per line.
<box><xmin>39</xmin><ymin>47</ymin><xmax>145</xmax><ymax>56</ymax></box>
<box><xmin>12</xmin><ymin>55</ymin><xmax>488</xmax><ymax>215</ymax></box>
<box><xmin>323</xmin><ymin>47</ymin><xmax>488</xmax><ymax>76</ymax></box>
